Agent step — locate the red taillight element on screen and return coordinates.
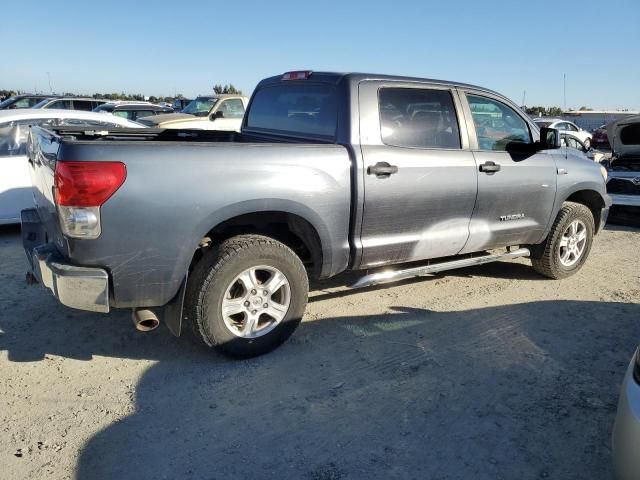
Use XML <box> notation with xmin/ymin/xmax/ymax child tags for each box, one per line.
<box><xmin>282</xmin><ymin>70</ymin><xmax>312</xmax><ymax>81</ymax></box>
<box><xmin>54</xmin><ymin>161</ymin><xmax>126</xmax><ymax>207</ymax></box>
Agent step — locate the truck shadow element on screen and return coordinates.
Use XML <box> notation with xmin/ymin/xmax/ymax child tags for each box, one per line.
<box><xmin>1</xmin><ymin>297</ymin><xmax>637</xmax><ymax>478</ymax></box>
<box><xmin>72</xmin><ymin>300</ymin><xmax>638</xmax><ymax>480</ymax></box>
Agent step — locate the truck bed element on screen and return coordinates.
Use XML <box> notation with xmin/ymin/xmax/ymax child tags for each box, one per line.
<box><xmin>28</xmin><ymin>125</ymin><xmax>353</xmax><ymax>309</ymax></box>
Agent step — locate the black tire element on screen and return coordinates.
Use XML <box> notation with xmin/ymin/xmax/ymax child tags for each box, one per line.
<box><xmin>185</xmin><ymin>234</ymin><xmax>308</xmax><ymax>358</ymax></box>
<box><xmin>530</xmin><ymin>201</ymin><xmax>595</xmax><ymax>279</ymax></box>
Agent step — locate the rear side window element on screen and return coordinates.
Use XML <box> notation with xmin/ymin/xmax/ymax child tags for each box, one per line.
<box><xmin>246</xmin><ymin>84</ymin><xmax>337</xmax><ymax>138</ymax></box>
<box><xmin>379</xmin><ymin>88</ymin><xmax>461</xmax><ymax>149</ymax></box>
<box><xmin>73</xmin><ymin>100</ymin><xmax>94</xmax><ymax>111</ymax></box>
<box><xmin>48</xmin><ymin>100</ymin><xmax>73</xmax><ymax>110</ymax></box>
<box><xmin>467</xmin><ymin>94</ymin><xmax>531</xmax><ymax>151</ymax></box>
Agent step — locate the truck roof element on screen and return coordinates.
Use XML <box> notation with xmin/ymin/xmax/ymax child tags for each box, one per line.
<box><xmin>258</xmin><ymin>71</ymin><xmax>505</xmax><ymax>98</ymax></box>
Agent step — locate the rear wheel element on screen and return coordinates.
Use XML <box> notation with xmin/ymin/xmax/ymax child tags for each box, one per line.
<box><xmin>530</xmin><ymin>202</ymin><xmax>594</xmax><ymax>279</ymax></box>
<box><xmin>185</xmin><ymin>234</ymin><xmax>308</xmax><ymax>358</ymax></box>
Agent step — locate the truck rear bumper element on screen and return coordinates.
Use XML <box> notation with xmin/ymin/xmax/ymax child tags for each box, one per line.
<box><xmin>21</xmin><ymin>209</ymin><xmax>110</xmax><ymax>313</ymax></box>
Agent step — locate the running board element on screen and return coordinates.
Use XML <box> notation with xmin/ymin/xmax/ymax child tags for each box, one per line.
<box><xmin>350</xmin><ymin>248</ymin><xmax>530</xmax><ymax>289</ymax></box>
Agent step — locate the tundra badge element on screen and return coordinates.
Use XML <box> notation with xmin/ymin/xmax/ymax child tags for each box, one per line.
<box><xmin>500</xmin><ymin>213</ymin><xmax>525</xmax><ymax>221</ymax></box>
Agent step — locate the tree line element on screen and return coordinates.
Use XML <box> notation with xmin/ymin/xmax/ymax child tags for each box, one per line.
<box><xmin>0</xmin><ymin>84</ymin><xmax>242</xmax><ymax>103</ymax></box>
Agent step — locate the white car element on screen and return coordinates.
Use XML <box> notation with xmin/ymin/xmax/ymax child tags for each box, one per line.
<box><xmin>0</xmin><ymin>109</ymin><xmax>143</xmax><ymax>225</ymax></box>
<box><xmin>534</xmin><ymin>118</ymin><xmax>592</xmax><ymax>149</ymax></box>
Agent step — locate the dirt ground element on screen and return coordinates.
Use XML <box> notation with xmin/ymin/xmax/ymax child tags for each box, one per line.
<box><xmin>1</xmin><ymin>223</ymin><xmax>639</xmax><ymax>480</ymax></box>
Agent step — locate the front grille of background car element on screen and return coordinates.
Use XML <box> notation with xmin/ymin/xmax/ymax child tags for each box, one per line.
<box><xmin>607</xmin><ymin>178</ymin><xmax>640</xmax><ymax>195</ymax></box>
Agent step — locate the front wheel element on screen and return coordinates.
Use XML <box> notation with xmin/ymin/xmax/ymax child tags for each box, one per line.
<box><xmin>530</xmin><ymin>202</ymin><xmax>595</xmax><ymax>279</ymax></box>
<box><xmin>185</xmin><ymin>234</ymin><xmax>308</xmax><ymax>358</ymax></box>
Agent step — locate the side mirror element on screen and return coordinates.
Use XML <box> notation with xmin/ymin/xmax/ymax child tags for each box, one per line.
<box><xmin>210</xmin><ymin>110</ymin><xmax>224</xmax><ymax>121</ymax></box>
<box><xmin>538</xmin><ymin>127</ymin><xmax>561</xmax><ymax>150</ymax></box>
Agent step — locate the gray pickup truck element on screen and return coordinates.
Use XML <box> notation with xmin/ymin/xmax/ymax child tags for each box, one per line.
<box><xmin>22</xmin><ymin>70</ymin><xmax>611</xmax><ymax>357</ymax></box>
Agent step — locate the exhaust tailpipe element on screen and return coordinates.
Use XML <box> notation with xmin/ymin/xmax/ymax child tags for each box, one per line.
<box><xmin>132</xmin><ymin>308</ymin><xmax>160</xmax><ymax>332</ymax></box>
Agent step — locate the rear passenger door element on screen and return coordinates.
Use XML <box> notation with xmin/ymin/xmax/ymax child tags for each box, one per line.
<box><xmin>358</xmin><ymin>82</ymin><xmax>478</xmax><ymax>268</ymax></box>
<box><xmin>458</xmin><ymin>91</ymin><xmax>557</xmax><ymax>252</ymax></box>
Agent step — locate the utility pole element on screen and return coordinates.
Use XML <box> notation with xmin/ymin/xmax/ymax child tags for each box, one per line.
<box><xmin>563</xmin><ymin>73</ymin><xmax>566</xmax><ymax>112</ymax></box>
<box><xmin>46</xmin><ymin>72</ymin><xmax>53</xmax><ymax>93</ymax></box>
<box><xmin>521</xmin><ymin>90</ymin><xmax>526</xmax><ymax>108</ymax></box>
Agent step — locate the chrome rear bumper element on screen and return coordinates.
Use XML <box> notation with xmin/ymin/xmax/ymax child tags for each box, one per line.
<box><xmin>21</xmin><ymin>209</ymin><xmax>110</xmax><ymax>313</ymax></box>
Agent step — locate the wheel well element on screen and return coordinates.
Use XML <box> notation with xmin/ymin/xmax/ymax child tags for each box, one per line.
<box><xmin>191</xmin><ymin>211</ymin><xmax>323</xmax><ymax>278</ymax></box>
<box><xmin>565</xmin><ymin>190</ymin><xmax>606</xmax><ymax>232</ymax></box>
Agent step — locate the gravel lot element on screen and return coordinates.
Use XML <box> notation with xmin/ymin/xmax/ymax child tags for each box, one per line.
<box><xmin>1</xmin><ymin>223</ymin><xmax>639</xmax><ymax>480</ymax></box>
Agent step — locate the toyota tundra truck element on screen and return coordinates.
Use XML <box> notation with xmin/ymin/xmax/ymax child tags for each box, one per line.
<box><xmin>22</xmin><ymin>70</ymin><xmax>611</xmax><ymax>358</ymax></box>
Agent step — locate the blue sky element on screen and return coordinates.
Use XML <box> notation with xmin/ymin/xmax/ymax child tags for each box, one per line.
<box><xmin>1</xmin><ymin>0</ymin><xmax>638</xmax><ymax>109</ymax></box>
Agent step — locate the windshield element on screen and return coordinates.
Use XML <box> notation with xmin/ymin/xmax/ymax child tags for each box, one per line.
<box><xmin>182</xmin><ymin>97</ymin><xmax>217</xmax><ymax>116</ymax></box>
<box><xmin>246</xmin><ymin>84</ymin><xmax>337</xmax><ymax>138</ymax></box>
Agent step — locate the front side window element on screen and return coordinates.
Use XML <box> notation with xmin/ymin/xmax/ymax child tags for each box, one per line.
<box><xmin>467</xmin><ymin>94</ymin><xmax>531</xmax><ymax>151</ymax></box>
<box><xmin>13</xmin><ymin>98</ymin><xmax>32</xmax><ymax>108</ymax></box>
<box><xmin>113</xmin><ymin>111</ymin><xmax>131</xmax><ymax>119</ymax></box>
<box><xmin>246</xmin><ymin>84</ymin><xmax>337</xmax><ymax>138</ymax></box>
<box><xmin>379</xmin><ymin>88</ymin><xmax>461</xmax><ymax>149</ymax></box>
<box><xmin>217</xmin><ymin>99</ymin><xmax>245</xmax><ymax>119</ymax></box>
<box><xmin>132</xmin><ymin>110</ymin><xmax>154</xmax><ymax>120</ymax></box>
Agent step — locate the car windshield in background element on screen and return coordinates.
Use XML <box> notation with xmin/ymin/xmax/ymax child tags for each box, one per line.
<box><xmin>182</xmin><ymin>97</ymin><xmax>217</xmax><ymax>116</ymax></box>
<box><xmin>534</xmin><ymin>121</ymin><xmax>552</xmax><ymax>128</ymax></box>
<box><xmin>246</xmin><ymin>84</ymin><xmax>337</xmax><ymax>138</ymax></box>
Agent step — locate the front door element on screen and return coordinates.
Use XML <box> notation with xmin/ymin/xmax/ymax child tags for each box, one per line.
<box><xmin>358</xmin><ymin>82</ymin><xmax>478</xmax><ymax>268</ymax></box>
<box><xmin>459</xmin><ymin>91</ymin><xmax>558</xmax><ymax>253</ymax></box>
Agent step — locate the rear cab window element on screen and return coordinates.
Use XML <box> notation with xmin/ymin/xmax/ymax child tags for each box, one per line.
<box><xmin>245</xmin><ymin>84</ymin><xmax>337</xmax><ymax>139</ymax></box>
<box><xmin>620</xmin><ymin>124</ymin><xmax>640</xmax><ymax>145</ymax></box>
<box><xmin>378</xmin><ymin>88</ymin><xmax>461</xmax><ymax>149</ymax></box>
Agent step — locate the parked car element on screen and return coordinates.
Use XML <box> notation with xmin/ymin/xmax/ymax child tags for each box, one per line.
<box><xmin>603</xmin><ymin>115</ymin><xmax>640</xmax><ymax>220</ymax></box>
<box><xmin>0</xmin><ymin>109</ymin><xmax>143</xmax><ymax>225</ymax></box>
<box><xmin>534</xmin><ymin>117</ymin><xmax>593</xmax><ymax>149</ymax></box>
<box><xmin>612</xmin><ymin>346</ymin><xmax>640</xmax><ymax>480</ymax></box>
<box><xmin>138</xmin><ymin>94</ymin><xmax>248</xmax><ymax>131</ymax></box>
<box><xmin>560</xmin><ymin>133</ymin><xmax>605</xmax><ymax>162</ymax></box>
<box><xmin>93</xmin><ymin>102</ymin><xmax>173</xmax><ymax>121</ymax></box>
<box><xmin>592</xmin><ymin>124</ymin><xmax>611</xmax><ymax>149</ymax></box>
<box><xmin>22</xmin><ymin>70</ymin><xmax>610</xmax><ymax>358</ymax></box>
<box><xmin>32</xmin><ymin>97</ymin><xmax>108</xmax><ymax>111</ymax></box>
<box><xmin>0</xmin><ymin>94</ymin><xmax>55</xmax><ymax>110</ymax></box>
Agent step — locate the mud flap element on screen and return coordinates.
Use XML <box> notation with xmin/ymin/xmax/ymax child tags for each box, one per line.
<box><xmin>162</xmin><ymin>274</ymin><xmax>187</xmax><ymax>337</ymax></box>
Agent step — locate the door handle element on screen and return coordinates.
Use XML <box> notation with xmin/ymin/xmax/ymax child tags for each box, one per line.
<box><xmin>367</xmin><ymin>162</ymin><xmax>398</xmax><ymax>177</ymax></box>
<box><xmin>479</xmin><ymin>161</ymin><xmax>501</xmax><ymax>173</ymax></box>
